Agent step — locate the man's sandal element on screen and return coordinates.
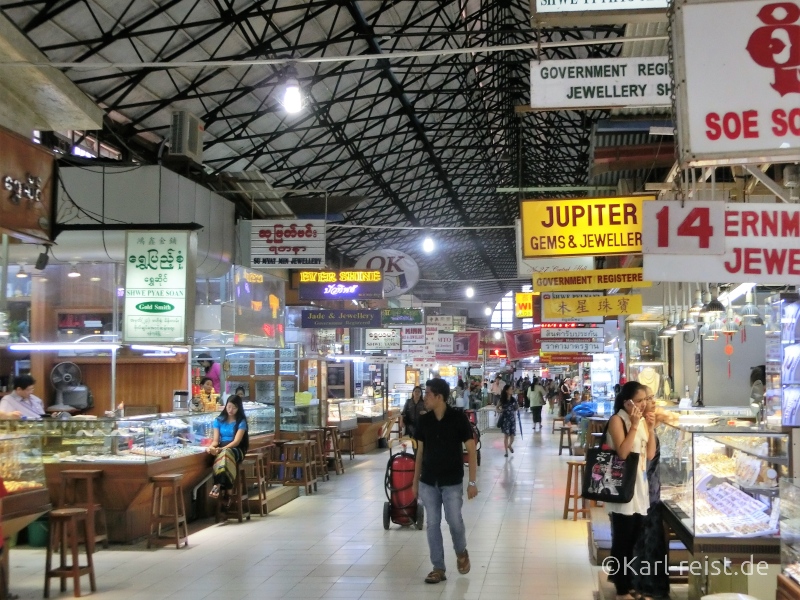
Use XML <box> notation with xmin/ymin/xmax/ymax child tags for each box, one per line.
<box><xmin>208</xmin><ymin>484</ymin><xmax>220</xmax><ymax>499</ymax></box>
<box><xmin>425</xmin><ymin>570</ymin><xmax>446</xmax><ymax>584</ymax></box>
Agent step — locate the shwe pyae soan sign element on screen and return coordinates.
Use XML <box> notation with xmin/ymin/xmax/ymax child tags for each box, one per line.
<box><xmin>531</xmin><ymin>57</ymin><xmax>672</xmax><ymax>110</ymax></box>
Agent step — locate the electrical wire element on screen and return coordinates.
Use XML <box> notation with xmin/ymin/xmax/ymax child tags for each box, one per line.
<box><xmin>57</xmin><ymin>173</ymin><xmax>132</xmax><ymax>225</ymax></box>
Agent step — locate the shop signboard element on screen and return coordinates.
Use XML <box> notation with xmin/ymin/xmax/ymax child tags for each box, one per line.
<box><xmin>382</xmin><ymin>308</ymin><xmax>423</xmax><ymax>326</ymax></box>
<box><xmin>520</xmin><ymin>197</ymin><xmax>649</xmax><ymax>258</ymax></box>
<box><xmin>355</xmin><ymin>248</ymin><xmax>420</xmax><ymax>297</ymax></box>
<box><xmin>540</xmin><ymin>353</ymin><xmax>595</xmax><ymax>363</ymax></box>
<box><xmin>530</xmin><ymin>57</ymin><xmax>671</xmax><ymax>111</ymax></box>
<box><xmin>435</xmin><ymin>331</ymin><xmax>480</xmax><ymax>362</ymax></box>
<box><xmin>0</xmin><ymin>126</ymin><xmax>55</xmax><ymax>243</ymax></box>
<box><xmin>541</xmin><ymin>325</ymin><xmax>603</xmax><ymax>339</ymax></box>
<box><xmin>541</xmin><ymin>291</ymin><xmax>604</xmax><ymax>323</ymax></box>
<box><xmin>532</xmin><ymin>0</ymin><xmax>668</xmax><ymax>26</ymax></box>
<box><xmin>504</xmin><ymin>328</ymin><xmax>542</xmax><ymax>360</ymax></box>
<box><xmin>643</xmin><ymin>202</ymin><xmax>800</xmax><ymax>283</ymax></box>
<box><xmin>436</xmin><ymin>332</ymin><xmax>454</xmax><ymax>354</ymax></box>
<box><xmin>405</xmin><ymin>325</ymin><xmax>437</xmax><ymax>358</ymax></box>
<box><xmin>123</xmin><ymin>231</ymin><xmax>193</xmax><ymax>343</ymax></box>
<box><xmin>673</xmin><ymin>0</ymin><xmax>800</xmax><ymax>165</ymax></box>
<box><xmin>542</xmin><ymin>292</ymin><xmax>641</xmax><ymax>320</ymax></box>
<box><xmin>533</xmin><ymin>268</ymin><xmax>650</xmax><ymax>292</ymax></box>
<box><xmin>541</xmin><ymin>341</ymin><xmax>604</xmax><ymax>353</ymax></box>
<box><xmin>452</xmin><ymin>316</ymin><xmax>467</xmax><ymax>331</ymax></box>
<box><xmin>249</xmin><ymin>220</ymin><xmax>325</xmax><ymax>268</ymax></box>
<box><xmin>401</xmin><ymin>325</ymin><xmax>426</xmax><ymax>345</ymax></box>
<box><xmin>515</xmin><ymin>223</ymin><xmax>596</xmax><ymax>276</ymax></box>
<box><xmin>427</xmin><ymin>315</ymin><xmax>453</xmax><ymax>328</ymax></box>
<box><xmin>298</xmin><ymin>270</ymin><xmax>383</xmax><ymax>301</ymax></box>
<box><xmin>232</xmin><ymin>267</ymin><xmax>286</xmax><ymax>348</ymax></box>
<box><xmin>301</xmin><ymin>309</ymin><xmax>381</xmax><ymax>328</ymax></box>
<box><xmin>365</xmin><ymin>328</ymin><xmax>402</xmax><ymax>350</ymax></box>
<box><xmin>516</xmin><ymin>293</ymin><xmax>534</xmax><ymax>318</ymax></box>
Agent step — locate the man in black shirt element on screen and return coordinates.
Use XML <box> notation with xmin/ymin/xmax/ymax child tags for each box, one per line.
<box><xmin>412</xmin><ymin>378</ymin><xmax>478</xmax><ymax>584</ymax></box>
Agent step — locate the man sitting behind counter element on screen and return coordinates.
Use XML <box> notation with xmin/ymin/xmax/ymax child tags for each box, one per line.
<box><xmin>0</xmin><ymin>375</ymin><xmax>42</xmax><ymax>419</ymax></box>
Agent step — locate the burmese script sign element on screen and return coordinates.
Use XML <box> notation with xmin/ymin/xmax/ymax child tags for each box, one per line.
<box><xmin>249</xmin><ymin>220</ymin><xmax>325</xmax><ymax>268</ymax></box>
<box><xmin>124</xmin><ymin>231</ymin><xmax>192</xmax><ymax>343</ymax></box>
<box><xmin>532</xmin><ymin>0</ymin><xmax>669</xmax><ymax>26</ymax></box>
<box><xmin>520</xmin><ymin>197</ymin><xmax>648</xmax><ymax>258</ymax></box>
<box><xmin>531</xmin><ymin>57</ymin><xmax>671</xmax><ymax>110</ymax></box>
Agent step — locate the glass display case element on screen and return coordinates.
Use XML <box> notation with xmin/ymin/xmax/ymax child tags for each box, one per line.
<box><xmin>354</xmin><ymin>399</ymin><xmax>385</xmax><ymax>423</ymax></box>
<box><xmin>280</xmin><ymin>403</ymin><xmax>321</xmax><ymax>432</ymax></box>
<box><xmin>658</xmin><ymin>421</ymin><xmax>788</xmax><ymax>540</ymax></box>
<box><xmin>780</xmin><ymin>478</ymin><xmax>800</xmax><ymax>585</ymax></box>
<box><xmin>626</xmin><ymin>320</ymin><xmax>670</xmax><ymax>399</ymax></box>
<box><xmin>0</xmin><ymin>406</ymin><xmax>276</xmax><ymax>463</ymax></box>
<box><xmin>766</xmin><ymin>293</ymin><xmax>800</xmax><ymax>426</ymax></box>
<box><xmin>0</xmin><ymin>433</ymin><xmax>46</xmax><ymax>494</ymax></box>
<box><xmin>327</xmin><ymin>399</ymin><xmax>356</xmax><ymax>431</ymax></box>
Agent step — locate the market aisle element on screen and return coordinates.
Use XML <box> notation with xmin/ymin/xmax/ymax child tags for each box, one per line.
<box><xmin>6</xmin><ymin>412</ymin><xmax>597</xmax><ymax>600</ymax></box>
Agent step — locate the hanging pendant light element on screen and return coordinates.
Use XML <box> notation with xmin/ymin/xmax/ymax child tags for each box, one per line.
<box><xmin>281</xmin><ymin>65</ymin><xmax>303</xmax><ymax>114</ymax></box>
<box><xmin>658</xmin><ymin>283</ymin><xmax>672</xmax><ymax>338</ymax></box>
<box><xmin>689</xmin><ymin>283</ymin><xmax>704</xmax><ymax>315</ymax></box>
<box><xmin>700</xmin><ymin>284</ymin><xmax>725</xmax><ymax>318</ymax></box>
<box><xmin>723</xmin><ymin>307</ymin><xmax>740</xmax><ymax>333</ymax></box>
<box><xmin>740</xmin><ymin>289</ymin><xmax>762</xmax><ymax>325</ymax></box>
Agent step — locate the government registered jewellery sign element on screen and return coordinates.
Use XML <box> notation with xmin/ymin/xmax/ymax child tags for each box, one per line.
<box><xmin>674</xmin><ymin>0</ymin><xmax>800</xmax><ymax>164</ymax></box>
<box><xmin>530</xmin><ymin>57</ymin><xmax>672</xmax><ymax>110</ymax></box>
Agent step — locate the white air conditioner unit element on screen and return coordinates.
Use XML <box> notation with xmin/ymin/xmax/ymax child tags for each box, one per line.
<box><xmin>170</xmin><ymin>110</ymin><xmax>204</xmax><ymax>165</ymax></box>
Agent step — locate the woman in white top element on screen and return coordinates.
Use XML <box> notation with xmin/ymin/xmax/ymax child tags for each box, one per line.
<box><xmin>604</xmin><ymin>381</ymin><xmax>657</xmax><ymax>600</ymax></box>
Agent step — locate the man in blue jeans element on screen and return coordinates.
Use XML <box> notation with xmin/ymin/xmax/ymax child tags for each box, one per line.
<box><xmin>412</xmin><ymin>378</ymin><xmax>479</xmax><ymax>584</ymax></box>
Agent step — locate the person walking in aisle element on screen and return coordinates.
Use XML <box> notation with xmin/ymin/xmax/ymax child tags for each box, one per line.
<box><xmin>527</xmin><ymin>377</ymin><xmax>547</xmax><ymax>431</ymax></box>
<box><xmin>490</xmin><ymin>376</ymin><xmax>503</xmax><ymax>406</ymax></box>
<box><xmin>400</xmin><ymin>386</ymin><xmax>426</xmax><ymax>439</ymax></box>
<box><xmin>413</xmin><ymin>378</ymin><xmax>478</xmax><ymax>584</ymax></box>
<box><xmin>496</xmin><ymin>384</ymin><xmax>517</xmax><ymax>456</ymax></box>
<box><xmin>605</xmin><ymin>381</ymin><xmax>657</xmax><ymax>600</ymax></box>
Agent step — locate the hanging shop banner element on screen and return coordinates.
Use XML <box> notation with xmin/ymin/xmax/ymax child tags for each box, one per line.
<box><xmin>533</xmin><ymin>268</ymin><xmax>650</xmax><ymax>292</ymax></box>
<box><xmin>504</xmin><ymin>328</ymin><xmax>543</xmax><ymax>361</ymax></box>
<box><xmin>298</xmin><ymin>270</ymin><xmax>383</xmax><ymax>301</ymax></box>
<box><xmin>541</xmin><ymin>325</ymin><xmax>603</xmax><ymax>339</ymax></box>
<box><xmin>542</xmin><ymin>293</ymin><xmax>642</xmax><ymax>320</ymax></box>
<box><xmin>436</xmin><ymin>332</ymin><xmax>455</xmax><ymax>354</ymax></box>
<box><xmin>541</xmin><ymin>291</ymin><xmax>604</xmax><ymax>323</ymax></box>
<box><xmin>249</xmin><ymin>220</ymin><xmax>325</xmax><ymax>268</ymax></box>
<box><xmin>540</xmin><ymin>353</ymin><xmax>595</xmax><ymax>364</ymax></box>
<box><xmin>643</xmin><ymin>202</ymin><xmax>800</xmax><ymax>283</ymax></box>
<box><xmin>541</xmin><ymin>340</ymin><xmax>605</xmax><ymax>353</ymax></box>
<box><xmin>405</xmin><ymin>326</ymin><xmax>438</xmax><ymax>360</ymax></box>
<box><xmin>381</xmin><ymin>308</ymin><xmax>423</xmax><ymax>326</ymax></box>
<box><xmin>400</xmin><ymin>325</ymin><xmax>426</xmax><ymax>345</ymax></box>
<box><xmin>435</xmin><ymin>331</ymin><xmax>481</xmax><ymax>362</ymax></box>
<box><xmin>123</xmin><ymin>231</ymin><xmax>193</xmax><ymax>343</ymax></box>
<box><xmin>530</xmin><ymin>57</ymin><xmax>671</xmax><ymax>111</ymax></box>
<box><xmin>516</xmin><ymin>293</ymin><xmax>535</xmax><ymax>318</ymax></box>
<box><xmin>520</xmin><ymin>197</ymin><xmax>648</xmax><ymax>258</ymax></box>
<box><xmin>452</xmin><ymin>316</ymin><xmax>467</xmax><ymax>331</ymax></box>
<box><xmin>514</xmin><ymin>220</ymin><xmax>596</xmax><ymax>276</ymax></box>
<box><xmin>301</xmin><ymin>309</ymin><xmax>381</xmax><ymax>328</ymax></box>
<box><xmin>365</xmin><ymin>328</ymin><xmax>402</xmax><ymax>351</ymax></box>
<box><xmin>427</xmin><ymin>315</ymin><xmax>453</xmax><ymax>328</ymax></box>
<box><xmin>355</xmin><ymin>248</ymin><xmax>420</xmax><ymax>297</ymax></box>
<box><xmin>532</xmin><ymin>0</ymin><xmax>668</xmax><ymax>26</ymax></box>
<box><xmin>232</xmin><ymin>267</ymin><xmax>286</xmax><ymax>348</ymax></box>
<box><xmin>673</xmin><ymin>0</ymin><xmax>800</xmax><ymax>165</ymax></box>
<box><xmin>0</xmin><ymin>126</ymin><xmax>55</xmax><ymax>243</ymax></box>
<box><xmin>642</xmin><ymin>201</ymin><xmax>727</xmax><ymax>255</ymax></box>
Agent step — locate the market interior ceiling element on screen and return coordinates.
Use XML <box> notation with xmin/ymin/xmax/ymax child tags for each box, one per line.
<box><xmin>1</xmin><ymin>1</ymin><xmax>681</xmax><ymax>306</ymax></box>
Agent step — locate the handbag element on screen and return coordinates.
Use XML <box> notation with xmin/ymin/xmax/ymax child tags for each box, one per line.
<box><xmin>581</xmin><ymin>417</ymin><xmax>639</xmax><ymax>503</ymax></box>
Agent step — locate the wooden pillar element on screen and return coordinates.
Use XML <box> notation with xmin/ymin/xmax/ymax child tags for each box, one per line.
<box><xmin>29</xmin><ymin>274</ymin><xmax>58</xmax><ymax>404</ymax></box>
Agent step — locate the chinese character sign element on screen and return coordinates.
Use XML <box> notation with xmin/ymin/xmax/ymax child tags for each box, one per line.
<box><xmin>124</xmin><ymin>231</ymin><xmax>192</xmax><ymax>343</ymax></box>
<box><xmin>542</xmin><ymin>294</ymin><xmax>642</xmax><ymax>320</ymax></box>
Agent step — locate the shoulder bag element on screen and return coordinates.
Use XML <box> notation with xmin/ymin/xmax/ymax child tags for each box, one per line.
<box><xmin>581</xmin><ymin>416</ymin><xmax>639</xmax><ymax>503</ymax></box>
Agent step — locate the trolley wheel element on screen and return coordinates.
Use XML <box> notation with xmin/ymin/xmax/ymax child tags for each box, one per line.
<box><xmin>476</xmin><ymin>449</ymin><xmax>481</xmax><ymax>466</ymax></box>
<box><xmin>383</xmin><ymin>501</ymin><xmax>390</xmax><ymax>530</ymax></box>
<box><xmin>415</xmin><ymin>504</ymin><xmax>425</xmax><ymax>530</ymax></box>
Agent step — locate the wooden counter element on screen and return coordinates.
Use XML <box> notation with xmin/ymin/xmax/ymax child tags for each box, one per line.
<box><xmin>2</xmin><ymin>487</ymin><xmax>52</xmax><ymax>598</ymax></box>
<box><xmin>351</xmin><ymin>411</ymin><xmax>399</xmax><ymax>454</ymax></box>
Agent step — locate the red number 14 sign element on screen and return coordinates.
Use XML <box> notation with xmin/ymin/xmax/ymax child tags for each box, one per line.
<box><xmin>642</xmin><ymin>201</ymin><xmax>726</xmax><ymax>255</ymax></box>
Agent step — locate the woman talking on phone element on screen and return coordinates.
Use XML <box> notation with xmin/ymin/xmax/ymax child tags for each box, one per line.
<box><xmin>604</xmin><ymin>381</ymin><xmax>657</xmax><ymax>600</ymax></box>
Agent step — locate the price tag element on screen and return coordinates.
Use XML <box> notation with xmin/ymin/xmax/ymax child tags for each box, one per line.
<box><xmin>642</xmin><ymin>201</ymin><xmax>725</xmax><ymax>255</ymax></box>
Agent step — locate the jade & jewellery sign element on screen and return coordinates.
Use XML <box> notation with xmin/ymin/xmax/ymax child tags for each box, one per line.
<box><xmin>124</xmin><ymin>231</ymin><xmax>195</xmax><ymax>343</ymax></box>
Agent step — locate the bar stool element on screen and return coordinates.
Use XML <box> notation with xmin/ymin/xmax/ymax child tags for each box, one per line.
<box><xmin>268</xmin><ymin>441</ymin><xmax>288</xmax><ymax>486</ymax></box>
<box><xmin>306</xmin><ymin>429</ymin><xmax>329</xmax><ymax>482</ymax></box>
<box><xmin>59</xmin><ymin>470</ymin><xmax>108</xmax><ymax>552</ymax></box>
<box><xmin>283</xmin><ymin>440</ymin><xmax>316</xmax><ymax>495</ymax></box>
<box><xmin>243</xmin><ymin>448</ymin><xmax>269</xmax><ymax>517</ymax></box>
<box><xmin>551</xmin><ymin>417</ymin><xmax>565</xmax><ymax>434</ymax></box>
<box><xmin>148</xmin><ymin>474</ymin><xmax>189</xmax><ymax>549</ymax></box>
<box><xmin>324</xmin><ymin>426</ymin><xmax>345</xmax><ymax>475</ymax></box>
<box><xmin>44</xmin><ymin>508</ymin><xmax>96</xmax><ymax>598</ymax></box>
<box><xmin>558</xmin><ymin>427</ymin><xmax>574</xmax><ymax>456</ymax></box>
<box><xmin>563</xmin><ymin>460</ymin><xmax>590</xmax><ymax>521</ymax></box>
<box><xmin>339</xmin><ymin>430</ymin><xmax>355</xmax><ymax>460</ymax></box>
<box><xmin>216</xmin><ymin>462</ymin><xmax>251</xmax><ymax>523</ymax></box>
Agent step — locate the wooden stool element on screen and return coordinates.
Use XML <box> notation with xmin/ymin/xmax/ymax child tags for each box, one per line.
<box><xmin>324</xmin><ymin>426</ymin><xmax>344</xmax><ymax>475</ymax></box>
<box><xmin>244</xmin><ymin>449</ymin><xmax>269</xmax><ymax>517</ymax></box>
<box><xmin>563</xmin><ymin>460</ymin><xmax>590</xmax><ymax>521</ymax></box>
<box><xmin>551</xmin><ymin>417</ymin><xmax>565</xmax><ymax>434</ymax></box>
<box><xmin>59</xmin><ymin>470</ymin><xmax>108</xmax><ymax>553</ymax></box>
<box><xmin>283</xmin><ymin>440</ymin><xmax>316</xmax><ymax>495</ymax></box>
<box><xmin>216</xmin><ymin>462</ymin><xmax>251</xmax><ymax>523</ymax></box>
<box><xmin>559</xmin><ymin>427</ymin><xmax>574</xmax><ymax>456</ymax></box>
<box><xmin>307</xmin><ymin>429</ymin><xmax>329</xmax><ymax>482</ymax></box>
<box><xmin>44</xmin><ymin>508</ymin><xmax>96</xmax><ymax>598</ymax></box>
<box><xmin>339</xmin><ymin>430</ymin><xmax>355</xmax><ymax>460</ymax></box>
<box><xmin>148</xmin><ymin>474</ymin><xmax>188</xmax><ymax>549</ymax></box>
<box><xmin>268</xmin><ymin>441</ymin><xmax>288</xmax><ymax>486</ymax></box>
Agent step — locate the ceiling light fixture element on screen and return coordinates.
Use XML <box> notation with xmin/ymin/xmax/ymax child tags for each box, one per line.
<box><xmin>465</xmin><ymin>286</ymin><xmax>474</xmax><ymax>298</ymax></box>
<box><xmin>422</xmin><ymin>237</ymin><xmax>435</xmax><ymax>253</ymax></box>
<box><xmin>484</xmin><ymin>306</ymin><xmax>492</xmax><ymax>316</ymax></box>
<box><xmin>68</xmin><ymin>263</ymin><xmax>81</xmax><ymax>278</ymax></box>
<box><xmin>493</xmin><ymin>331</ymin><xmax>502</xmax><ymax>340</ymax></box>
<box><xmin>282</xmin><ymin>65</ymin><xmax>303</xmax><ymax>114</ymax></box>
<box><xmin>15</xmin><ymin>265</ymin><xmax>28</xmax><ymax>279</ymax></box>
<box><xmin>700</xmin><ymin>284</ymin><xmax>725</xmax><ymax>317</ymax></box>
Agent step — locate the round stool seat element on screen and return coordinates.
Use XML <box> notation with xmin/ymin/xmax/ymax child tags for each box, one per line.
<box><xmin>50</xmin><ymin>507</ymin><xmax>88</xmax><ymax>519</ymax></box>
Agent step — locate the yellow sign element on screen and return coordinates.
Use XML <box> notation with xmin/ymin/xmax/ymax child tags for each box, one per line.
<box><xmin>542</xmin><ymin>294</ymin><xmax>642</xmax><ymax>319</ymax></box>
<box><xmin>520</xmin><ymin>196</ymin><xmax>651</xmax><ymax>258</ymax></box>
<box><xmin>439</xmin><ymin>365</ymin><xmax>457</xmax><ymax>377</ymax></box>
<box><xmin>533</xmin><ymin>268</ymin><xmax>651</xmax><ymax>292</ymax></box>
<box><xmin>515</xmin><ymin>292</ymin><xmax>534</xmax><ymax>318</ymax></box>
<box><xmin>298</xmin><ymin>270</ymin><xmax>382</xmax><ymax>283</ymax></box>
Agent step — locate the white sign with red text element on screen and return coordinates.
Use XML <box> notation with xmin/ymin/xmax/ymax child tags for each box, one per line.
<box><xmin>643</xmin><ymin>201</ymin><xmax>726</xmax><ymax>255</ymax></box>
<box><xmin>249</xmin><ymin>220</ymin><xmax>325</xmax><ymax>269</ymax></box>
<box><xmin>643</xmin><ymin>202</ymin><xmax>800</xmax><ymax>283</ymax></box>
<box><xmin>436</xmin><ymin>332</ymin><xmax>454</xmax><ymax>354</ymax></box>
<box><xmin>675</xmin><ymin>0</ymin><xmax>800</xmax><ymax>164</ymax></box>
<box><xmin>400</xmin><ymin>325</ymin><xmax>425</xmax><ymax>346</ymax></box>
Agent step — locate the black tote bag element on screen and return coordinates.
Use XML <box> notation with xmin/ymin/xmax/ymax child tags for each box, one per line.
<box><xmin>581</xmin><ymin>417</ymin><xmax>639</xmax><ymax>504</ymax></box>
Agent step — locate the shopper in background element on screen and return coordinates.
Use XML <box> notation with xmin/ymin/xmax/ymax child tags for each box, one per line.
<box><xmin>455</xmin><ymin>381</ymin><xmax>467</xmax><ymax>408</ymax></box>
<box><xmin>413</xmin><ymin>378</ymin><xmax>478</xmax><ymax>584</ymax></box>
<box><xmin>234</xmin><ymin>386</ymin><xmax>246</xmax><ymax>398</ymax></box>
<box><xmin>546</xmin><ymin>380</ymin><xmax>557</xmax><ymax>414</ymax></box>
<box><xmin>528</xmin><ymin>377</ymin><xmax>547</xmax><ymax>431</ymax></box>
<box><xmin>206</xmin><ymin>395</ymin><xmax>249</xmax><ymax>504</ymax></box>
<box><xmin>490</xmin><ymin>376</ymin><xmax>503</xmax><ymax>405</ymax></box>
<box><xmin>197</xmin><ymin>352</ymin><xmax>221</xmax><ymax>393</ymax></box>
<box><xmin>0</xmin><ymin>375</ymin><xmax>42</xmax><ymax>419</ymax></box>
<box><xmin>605</xmin><ymin>381</ymin><xmax>657</xmax><ymax>600</ymax></box>
<box><xmin>630</xmin><ymin>386</ymin><xmax>669</xmax><ymax>600</ymax></box>
<box><xmin>521</xmin><ymin>376</ymin><xmax>531</xmax><ymax>412</ymax></box>
<box><xmin>496</xmin><ymin>384</ymin><xmax>517</xmax><ymax>456</ymax></box>
<box><xmin>400</xmin><ymin>385</ymin><xmax>426</xmax><ymax>438</ymax></box>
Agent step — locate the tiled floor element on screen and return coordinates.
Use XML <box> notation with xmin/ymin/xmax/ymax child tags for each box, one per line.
<box><xmin>7</xmin><ymin>411</ymin><xmax>597</xmax><ymax>600</ymax></box>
